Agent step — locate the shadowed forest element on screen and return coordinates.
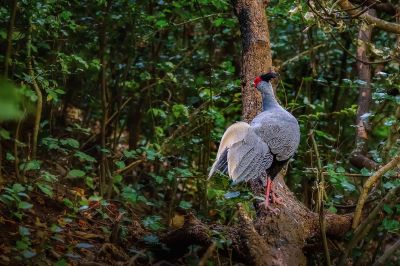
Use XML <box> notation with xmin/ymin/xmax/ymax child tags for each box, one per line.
<box><xmin>0</xmin><ymin>0</ymin><xmax>399</xmax><ymax>265</ymax></box>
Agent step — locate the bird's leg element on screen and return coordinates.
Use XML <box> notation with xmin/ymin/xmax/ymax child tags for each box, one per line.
<box><xmin>258</xmin><ymin>176</ymin><xmax>279</xmax><ymax>213</ymax></box>
<box><xmin>264</xmin><ymin>177</ymin><xmax>272</xmax><ymax>207</ymax></box>
<box><xmin>270</xmin><ymin>181</ymin><xmax>283</xmax><ymax>205</ymax></box>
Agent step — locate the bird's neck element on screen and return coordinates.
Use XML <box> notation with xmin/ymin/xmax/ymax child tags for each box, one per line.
<box><xmin>261</xmin><ymin>89</ymin><xmax>279</xmax><ymax>111</ymax></box>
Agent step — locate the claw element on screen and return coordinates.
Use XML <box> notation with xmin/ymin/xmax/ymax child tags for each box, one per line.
<box><xmin>258</xmin><ymin>200</ymin><xmax>280</xmax><ymax>214</ymax></box>
<box><xmin>271</xmin><ymin>191</ymin><xmax>283</xmax><ymax>205</ymax></box>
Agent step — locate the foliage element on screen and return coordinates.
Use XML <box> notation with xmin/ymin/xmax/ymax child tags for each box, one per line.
<box><xmin>0</xmin><ymin>0</ymin><xmax>399</xmax><ymax>265</ymax></box>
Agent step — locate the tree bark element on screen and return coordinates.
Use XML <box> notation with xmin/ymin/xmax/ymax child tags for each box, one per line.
<box><xmin>350</xmin><ymin>9</ymin><xmax>379</xmax><ymax>170</ymax></box>
<box><xmin>232</xmin><ymin>0</ymin><xmax>272</xmax><ymax>123</ymax></box>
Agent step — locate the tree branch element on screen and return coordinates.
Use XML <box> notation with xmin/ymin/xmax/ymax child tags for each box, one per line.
<box><xmin>339</xmin><ymin>185</ymin><xmax>400</xmax><ymax>265</ymax></box>
<box><xmin>338</xmin><ymin>0</ymin><xmax>400</xmax><ymax>34</ymax></box>
<box><xmin>27</xmin><ymin>20</ymin><xmax>43</xmax><ymax>160</ymax></box>
<box><xmin>352</xmin><ymin>154</ymin><xmax>400</xmax><ymax>228</ymax></box>
<box><xmin>372</xmin><ymin>238</ymin><xmax>400</xmax><ymax>266</ymax></box>
<box><xmin>309</xmin><ymin>130</ymin><xmax>331</xmax><ymax>266</ymax></box>
<box><xmin>350</xmin><ymin>0</ymin><xmax>398</xmax><ymax>15</ymax></box>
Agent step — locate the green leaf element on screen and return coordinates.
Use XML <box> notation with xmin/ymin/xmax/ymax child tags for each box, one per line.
<box><xmin>60</xmin><ymin>138</ymin><xmax>80</xmax><ymax>148</ymax></box>
<box><xmin>143</xmin><ymin>234</ymin><xmax>160</xmax><ymax>245</ymax></box>
<box><xmin>142</xmin><ymin>215</ymin><xmax>163</xmax><ymax>231</ymax></box>
<box><xmin>213</xmin><ymin>17</ymin><xmax>225</xmax><ymax>27</ymax></box>
<box><xmin>16</xmin><ymin>240</ymin><xmax>29</xmax><ymax>250</ymax></box>
<box><xmin>54</xmin><ymin>259</ymin><xmax>68</xmax><ymax>266</ymax></box>
<box><xmin>140</xmin><ymin>71</ymin><xmax>151</xmax><ymax>80</ymax></box>
<box><xmin>19</xmin><ymin>160</ymin><xmax>41</xmax><ymax>171</ymax></box>
<box><xmin>314</xmin><ymin>129</ymin><xmax>336</xmax><ymax>142</ymax></box>
<box><xmin>382</xmin><ymin>218</ymin><xmax>400</xmax><ymax>232</ymax></box>
<box><xmin>179</xmin><ymin>200</ymin><xmax>192</xmax><ymax>209</ymax></box>
<box><xmin>12</xmin><ymin>183</ymin><xmax>26</xmax><ymax>193</ymax></box>
<box><xmin>341</xmin><ymin>180</ymin><xmax>356</xmax><ymax>192</ymax></box>
<box><xmin>123</xmin><ymin>150</ymin><xmax>136</xmax><ymax>158</ymax></box>
<box><xmin>155</xmin><ymin>19</ymin><xmax>168</xmax><ymax>28</ymax></box>
<box><xmin>36</xmin><ymin>183</ymin><xmax>53</xmax><ymax>197</ymax></box>
<box><xmin>122</xmin><ymin>186</ymin><xmax>138</xmax><ymax>204</ymax></box>
<box><xmin>21</xmin><ymin>250</ymin><xmax>36</xmax><ymax>259</ymax></box>
<box><xmin>42</xmin><ymin>171</ymin><xmax>58</xmax><ymax>182</ymax></box>
<box><xmin>383</xmin><ymin>204</ymin><xmax>393</xmax><ymax>215</ymax></box>
<box><xmin>68</xmin><ymin>169</ymin><xmax>86</xmax><ymax>178</ymax></box>
<box><xmin>74</xmin><ymin>151</ymin><xmax>97</xmax><ymax>162</ymax></box>
<box><xmin>6</xmin><ymin>152</ymin><xmax>15</xmax><ymax>161</ymax></box>
<box><xmin>19</xmin><ymin>226</ymin><xmax>30</xmax><ymax>236</ymax></box>
<box><xmin>50</xmin><ymin>224</ymin><xmax>63</xmax><ymax>233</ymax></box>
<box><xmin>360</xmin><ymin>168</ymin><xmax>371</xmax><ymax>176</ymax></box>
<box><xmin>0</xmin><ymin>128</ymin><xmax>11</xmax><ymax>139</ymax></box>
<box><xmin>63</xmin><ymin>198</ymin><xmax>73</xmax><ymax>209</ymax></box>
<box><xmin>85</xmin><ymin>176</ymin><xmax>94</xmax><ymax>189</ymax></box>
<box><xmin>113</xmin><ymin>174</ymin><xmax>123</xmax><ymax>184</ymax></box>
<box><xmin>41</xmin><ymin>137</ymin><xmax>60</xmax><ymax>150</ymax></box>
<box><xmin>0</xmin><ymin>79</ymin><xmax>24</xmax><ymax>121</ymax></box>
<box><xmin>18</xmin><ymin>201</ymin><xmax>33</xmax><ymax>209</ymax></box>
<box><xmin>336</xmin><ymin>166</ymin><xmax>345</xmax><ymax>174</ymax></box>
<box><xmin>327</xmin><ymin>204</ymin><xmax>337</xmax><ymax>213</ymax></box>
<box><xmin>115</xmin><ymin>161</ymin><xmax>126</xmax><ymax>169</ymax></box>
<box><xmin>149</xmin><ymin>108</ymin><xmax>166</xmax><ymax>119</ymax></box>
<box><xmin>153</xmin><ymin>174</ymin><xmax>163</xmax><ymax>184</ymax></box>
<box><xmin>172</xmin><ymin>104</ymin><xmax>189</xmax><ymax>118</ymax></box>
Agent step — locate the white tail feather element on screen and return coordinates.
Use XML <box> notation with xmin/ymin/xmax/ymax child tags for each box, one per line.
<box><xmin>208</xmin><ymin>122</ymin><xmax>250</xmax><ymax>178</ymax></box>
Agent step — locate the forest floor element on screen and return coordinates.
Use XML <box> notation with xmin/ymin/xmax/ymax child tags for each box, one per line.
<box><xmin>0</xmin><ymin>180</ymin><xmax>155</xmax><ymax>265</ymax></box>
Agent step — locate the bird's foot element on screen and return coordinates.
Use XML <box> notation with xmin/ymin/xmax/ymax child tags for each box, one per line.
<box><xmin>258</xmin><ymin>199</ymin><xmax>280</xmax><ymax>214</ymax></box>
<box><xmin>271</xmin><ymin>192</ymin><xmax>283</xmax><ymax>205</ymax></box>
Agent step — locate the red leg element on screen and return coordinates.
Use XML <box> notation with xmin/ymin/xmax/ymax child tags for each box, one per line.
<box><xmin>264</xmin><ymin>177</ymin><xmax>272</xmax><ymax>207</ymax></box>
<box><xmin>258</xmin><ymin>177</ymin><xmax>281</xmax><ymax>213</ymax></box>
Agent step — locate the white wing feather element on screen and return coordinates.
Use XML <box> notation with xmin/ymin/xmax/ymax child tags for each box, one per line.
<box><xmin>208</xmin><ymin>122</ymin><xmax>273</xmax><ymax>184</ymax></box>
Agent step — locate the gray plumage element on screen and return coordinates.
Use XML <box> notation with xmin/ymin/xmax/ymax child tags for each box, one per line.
<box><xmin>209</xmin><ymin>80</ymin><xmax>300</xmax><ymax>184</ymax></box>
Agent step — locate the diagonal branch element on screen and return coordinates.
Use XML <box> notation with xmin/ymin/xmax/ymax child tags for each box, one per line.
<box><xmin>352</xmin><ymin>154</ymin><xmax>400</xmax><ymax>228</ymax></box>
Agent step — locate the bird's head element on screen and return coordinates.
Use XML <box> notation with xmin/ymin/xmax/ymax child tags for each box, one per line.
<box><xmin>254</xmin><ymin>72</ymin><xmax>279</xmax><ymax>92</ymax></box>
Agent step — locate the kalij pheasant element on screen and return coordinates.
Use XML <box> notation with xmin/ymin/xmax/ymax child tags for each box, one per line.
<box><xmin>209</xmin><ymin>72</ymin><xmax>300</xmax><ymax>210</ymax></box>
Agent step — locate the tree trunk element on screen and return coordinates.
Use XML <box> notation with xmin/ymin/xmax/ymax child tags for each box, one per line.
<box><xmin>234</xmin><ymin>1</ymin><xmax>311</xmax><ymax>263</ymax></box>
<box><xmin>350</xmin><ymin>9</ymin><xmax>379</xmax><ymax>170</ymax></box>
<box><xmin>4</xmin><ymin>0</ymin><xmax>18</xmax><ymax>77</ymax></box>
<box><xmin>233</xmin><ymin>0</ymin><xmax>272</xmax><ymax>122</ymax></box>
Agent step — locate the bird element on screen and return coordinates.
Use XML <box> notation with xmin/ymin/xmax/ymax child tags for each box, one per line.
<box><xmin>208</xmin><ymin>72</ymin><xmax>300</xmax><ymax>210</ymax></box>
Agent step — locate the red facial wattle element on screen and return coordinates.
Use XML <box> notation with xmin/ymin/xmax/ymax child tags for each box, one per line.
<box><xmin>254</xmin><ymin>76</ymin><xmax>262</xmax><ymax>88</ymax></box>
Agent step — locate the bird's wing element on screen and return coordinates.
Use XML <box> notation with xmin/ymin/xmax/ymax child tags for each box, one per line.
<box><xmin>252</xmin><ymin>113</ymin><xmax>300</xmax><ymax>161</ymax></box>
<box><xmin>208</xmin><ymin>122</ymin><xmax>273</xmax><ymax>184</ymax></box>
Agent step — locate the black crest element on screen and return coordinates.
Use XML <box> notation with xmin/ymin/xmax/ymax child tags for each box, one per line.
<box><xmin>260</xmin><ymin>72</ymin><xmax>279</xmax><ymax>82</ymax></box>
